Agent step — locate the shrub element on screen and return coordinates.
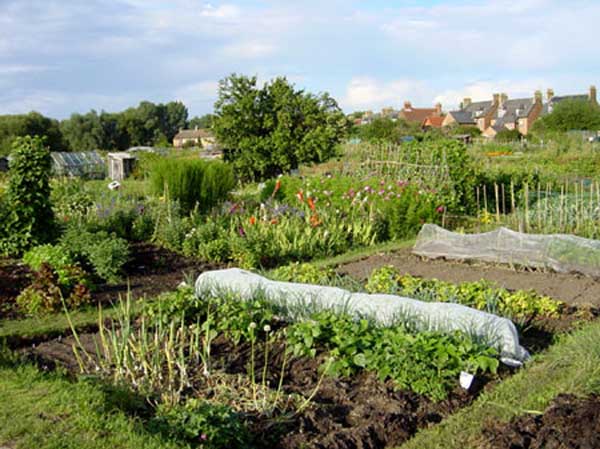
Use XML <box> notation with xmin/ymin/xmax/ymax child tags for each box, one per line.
<box><xmin>383</xmin><ymin>184</ymin><xmax>441</xmax><ymax>239</ymax></box>
<box><xmin>0</xmin><ymin>136</ymin><xmax>55</xmax><ymax>255</ymax></box>
<box><xmin>61</xmin><ymin>228</ymin><xmax>129</xmax><ymax>284</ymax></box>
<box><xmin>149</xmin><ymin>158</ymin><xmax>235</xmax><ymax>214</ymax></box>
<box><xmin>22</xmin><ymin>244</ymin><xmax>76</xmax><ymax>286</ymax></box>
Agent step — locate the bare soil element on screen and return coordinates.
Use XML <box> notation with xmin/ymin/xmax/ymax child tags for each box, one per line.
<box><xmin>338</xmin><ymin>248</ymin><xmax>600</xmax><ymax>307</ymax></box>
<box><xmin>482</xmin><ymin>393</ymin><xmax>600</xmax><ymax>449</ymax></box>
<box><xmin>28</xmin><ymin>332</ymin><xmax>492</xmax><ymax>449</ymax></box>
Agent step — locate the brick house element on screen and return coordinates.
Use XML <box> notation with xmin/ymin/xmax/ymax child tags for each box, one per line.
<box><xmin>482</xmin><ymin>92</ymin><xmax>544</xmax><ymax>137</ymax></box>
<box><xmin>442</xmin><ymin>97</ymin><xmax>499</xmax><ymax>131</ymax></box>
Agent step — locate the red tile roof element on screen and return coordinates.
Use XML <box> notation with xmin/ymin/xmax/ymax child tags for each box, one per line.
<box><xmin>422</xmin><ymin>116</ymin><xmax>445</xmax><ymax>128</ymax></box>
<box><xmin>399</xmin><ymin>108</ymin><xmax>438</xmax><ymax>123</ymax></box>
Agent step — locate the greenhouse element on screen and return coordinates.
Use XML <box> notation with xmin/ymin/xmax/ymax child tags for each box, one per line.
<box><xmin>50</xmin><ymin>151</ymin><xmax>106</xmax><ymax>178</ymax></box>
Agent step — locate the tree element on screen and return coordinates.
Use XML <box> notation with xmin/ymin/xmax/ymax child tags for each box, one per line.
<box><xmin>0</xmin><ymin>112</ymin><xmax>64</xmax><ymax>156</ymax></box>
<box><xmin>495</xmin><ymin>128</ymin><xmax>522</xmax><ymax>142</ymax></box>
<box><xmin>60</xmin><ymin>110</ymin><xmax>105</xmax><ymax>151</ymax></box>
<box><xmin>213</xmin><ymin>74</ymin><xmax>348</xmax><ymax>181</ymax></box>
<box><xmin>356</xmin><ymin>117</ymin><xmax>421</xmax><ymax>142</ymax></box>
<box><xmin>533</xmin><ymin>99</ymin><xmax>600</xmax><ymax>134</ymax></box>
<box><xmin>0</xmin><ymin>136</ymin><xmax>55</xmax><ymax>255</ymax></box>
<box><xmin>188</xmin><ymin>114</ymin><xmax>214</xmax><ymax>129</ymax></box>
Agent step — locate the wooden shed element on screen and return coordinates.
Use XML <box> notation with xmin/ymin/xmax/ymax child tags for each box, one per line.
<box><xmin>107</xmin><ymin>152</ymin><xmax>137</xmax><ymax>181</ymax></box>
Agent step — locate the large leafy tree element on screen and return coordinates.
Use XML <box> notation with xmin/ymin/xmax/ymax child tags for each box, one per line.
<box><xmin>0</xmin><ymin>112</ymin><xmax>64</xmax><ymax>156</ymax></box>
<box><xmin>212</xmin><ymin>74</ymin><xmax>348</xmax><ymax>181</ymax></box>
<box><xmin>533</xmin><ymin>99</ymin><xmax>600</xmax><ymax>133</ymax></box>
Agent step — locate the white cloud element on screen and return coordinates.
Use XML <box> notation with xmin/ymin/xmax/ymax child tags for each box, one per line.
<box><xmin>200</xmin><ymin>3</ymin><xmax>241</xmax><ymax>19</ymax></box>
<box><xmin>223</xmin><ymin>40</ymin><xmax>277</xmax><ymax>59</ymax></box>
<box><xmin>341</xmin><ymin>77</ymin><xmax>434</xmax><ymax>111</ymax></box>
<box><xmin>174</xmin><ymin>80</ymin><xmax>218</xmax><ymax>113</ymax></box>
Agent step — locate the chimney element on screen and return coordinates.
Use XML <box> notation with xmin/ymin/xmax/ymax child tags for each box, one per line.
<box><xmin>534</xmin><ymin>90</ymin><xmax>542</xmax><ymax>104</ymax></box>
<box><xmin>500</xmin><ymin>93</ymin><xmax>508</xmax><ymax>107</ymax></box>
<box><xmin>590</xmin><ymin>85</ymin><xmax>597</xmax><ymax>104</ymax></box>
<box><xmin>546</xmin><ymin>88</ymin><xmax>555</xmax><ymax>101</ymax></box>
<box><xmin>492</xmin><ymin>93</ymin><xmax>500</xmax><ymax>105</ymax></box>
<box><xmin>435</xmin><ymin>102</ymin><xmax>442</xmax><ymax>115</ymax></box>
<box><xmin>462</xmin><ymin>97</ymin><xmax>472</xmax><ymax>109</ymax></box>
<box><xmin>403</xmin><ymin>101</ymin><xmax>412</xmax><ymax>110</ymax></box>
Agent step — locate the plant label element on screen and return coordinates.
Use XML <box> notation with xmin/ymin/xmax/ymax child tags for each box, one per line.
<box><xmin>459</xmin><ymin>371</ymin><xmax>475</xmax><ymax>390</ymax></box>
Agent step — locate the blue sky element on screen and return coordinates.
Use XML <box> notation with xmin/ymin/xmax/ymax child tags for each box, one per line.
<box><xmin>1</xmin><ymin>0</ymin><xmax>599</xmax><ymax>118</ymax></box>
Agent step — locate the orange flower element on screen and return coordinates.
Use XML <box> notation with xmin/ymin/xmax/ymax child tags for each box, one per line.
<box><xmin>296</xmin><ymin>190</ymin><xmax>304</xmax><ymax>203</ymax></box>
<box><xmin>310</xmin><ymin>213</ymin><xmax>321</xmax><ymax>227</ymax></box>
<box><xmin>270</xmin><ymin>218</ymin><xmax>278</xmax><ymax>225</ymax></box>
<box><xmin>307</xmin><ymin>197</ymin><xmax>316</xmax><ymax>211</ymax></box>
<box><xmin>249</xmin><ymin>216</ymin><xmax>257</xmax><ymax>225</ymax></box>
<box><xmin>274</xmin><ymin>179</ymin><xmax>281</xmax><ymax>193</ymax></box>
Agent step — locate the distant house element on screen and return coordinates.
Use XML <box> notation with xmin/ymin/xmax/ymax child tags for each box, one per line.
<box><xmin>542</xmin><ymin>85</ymin><xmax>597</xmax><ymax>115</ymax></box>
<box><xmin>442</xmin><ymin>98</ymin><xmax>498</xmax><ymax>131</ymax></box>
<box><xmin>173</xmin><ymin>128</ymin><xmax>216</xmax><ymax>149</ymax></box>
<box><xmin>422</xmin><ymin>115</ymin><xmax>445</xmax><ymax>129</ymax></box>
<box><xmin>398</xmin><ymin>101</ymin><xmax>443</xmax><ymax>124</ymax></box>
<box><xmin>444</xmin><ymin>92</ymin><xmax>543</xmax><ymax>136</ymax></box>
<box><xmin>482</xmin><ymin>92</ymin><xmax>543</xmax><ymax>137</ymax></box>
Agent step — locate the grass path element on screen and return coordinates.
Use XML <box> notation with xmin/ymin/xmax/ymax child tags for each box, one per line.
<box><xmin>0</xmin><ymin>360</ymin><xmax>178</xmax><ymax>449</ymax></box>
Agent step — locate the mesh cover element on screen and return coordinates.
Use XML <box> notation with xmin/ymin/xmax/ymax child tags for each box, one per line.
<box><xmin>413</xmin><ymin>224</ymin><xmax>600</xmax><ymax>277</ymax></box>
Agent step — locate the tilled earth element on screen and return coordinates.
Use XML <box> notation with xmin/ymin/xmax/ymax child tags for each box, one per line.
<box><xmin>28</xmin><ymin>332</ymin><xmax>487</xmax><ymax>449</ymax></box>
<box><xmin>338</xmin><ymin>248</ymin><xmax>600</xmax><ymax>307</ymax></box>
<box><xmin>482</xmin><ymin>393</ymin><xmax>600</xmax><ymax>449</ymax></box>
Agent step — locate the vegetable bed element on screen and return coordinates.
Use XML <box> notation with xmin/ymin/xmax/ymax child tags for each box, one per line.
<box><xmin>25</xmin><ymin>287</ymin><xmax>506</xmax><ymax>449</ymax></box>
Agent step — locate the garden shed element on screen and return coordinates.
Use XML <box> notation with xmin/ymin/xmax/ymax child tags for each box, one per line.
<box><xmin>51</xmin><ymin>152</ymin><xmax>105</xmax><ymax>178</ymax></box>
<box><xmin>107</xmin><ymin>152</ymin><xmax>137</xmax><ymax>181</ymax></box>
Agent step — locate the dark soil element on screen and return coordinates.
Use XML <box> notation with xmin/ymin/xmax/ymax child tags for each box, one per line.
<box><xmin>0</xmin><ymin>242</ymin><xmax>221</xmax><ymax>321</ymax></box>
<box><xmin>28</xmin><ymin>332</ymin><xmax>490</xmax><ymax>449</ymax></box>
<box><xmin>338</xmin><ymin>247</ymin><xmax>600</xmax><ymax>307</ymax></box>
<box><xmin>482</xmin><ymin>393</ymin><xmax>600</xmax><ymax>449</ymax></box>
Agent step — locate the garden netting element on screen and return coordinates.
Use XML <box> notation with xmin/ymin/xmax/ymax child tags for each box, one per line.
<box><xmin>413</xmin><ymin>224</ymin><xmax>600</xmax><ymax>278</ymax></box>
<box><xmin>195</xmin><ymin>268</ymin><xmax>529</xmax><ymax>366</ymax></box>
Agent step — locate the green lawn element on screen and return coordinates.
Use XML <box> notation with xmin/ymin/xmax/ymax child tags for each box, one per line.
<box><xmin>0</xmin><ymin>359</ymin><xmax>179</xmax><ymax>449</ymax></box>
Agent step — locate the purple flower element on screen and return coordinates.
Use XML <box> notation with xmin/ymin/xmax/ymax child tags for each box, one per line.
<box><xmin>238</xmin><ymin>226</ymin><xmax>246</xmax><ymax>237</ymax></box>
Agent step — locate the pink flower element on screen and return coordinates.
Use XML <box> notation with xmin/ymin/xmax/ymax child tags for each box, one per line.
<box><xmin>436</xmin><ymin>206</ymin><xmax>445</xmax><ymax>213</ymax></box>
<box><xmin>200</xmin><ymin>433</ymin><xmax>208</xmax><ymax>441</ymax></box>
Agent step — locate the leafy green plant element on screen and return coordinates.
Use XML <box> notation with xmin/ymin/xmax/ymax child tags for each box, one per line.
<box><xmin>271</xmin><ymin>262</ymin><xmax>335</xmax><ymax>285</ymax></box>
<box><xmin>61</xmin><ymin>227</ymin><xmax>129</xmax><ymax>284</ymax></box>
<box><xmin>16</xmin><ymin>262</ymin><xmax>90</xmax><ymax>315</ymax></box>
<box><xmin>151</xmin><ymin>399</ymin><xmax>250</xmax><ymax>449</ymax></box>
<box><xmin>0</xmin><ymin>135</ymin><xmax>55</xmax><ymax>255</ymax></box>
<box><xmin>366</xmin><ymin>266</ymin><xmax>562</xmax><ymax>323</ymax></box>
<box><xmin>286</xmin><ymin>310</ymin><xmax>499</xmax><ymax>401</ymax></box>
<box><xmin>23</xmin><ymin>244</ymin><xmax>76</xmax><ymax>286</ymax></box>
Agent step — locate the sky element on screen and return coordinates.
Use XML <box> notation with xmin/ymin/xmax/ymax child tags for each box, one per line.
<box><xmin>1</xmin><ymin>0</ymin><xmax>599</xmax><ymax>119</ymax></box>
